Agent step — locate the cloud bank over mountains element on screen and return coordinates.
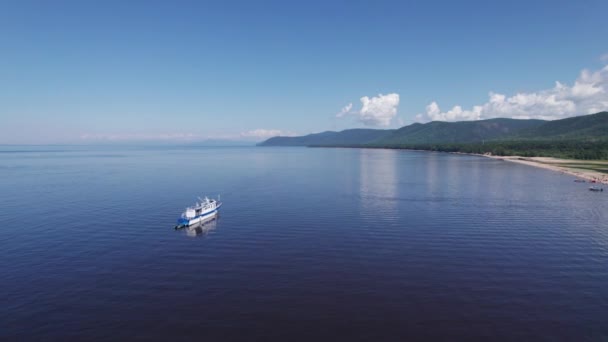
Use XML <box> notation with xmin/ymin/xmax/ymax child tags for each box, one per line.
<box><xmin>337</xmin><ymin>93</ymin><xmax>400</xmax><ymax>127</ymax></box>
<box><xmin>416</xmin><ymin>64</ymin><xmax>608</xmax><ymax>122</ymax></box>
<box><xmin>80</xmin><ymin>61</ymin><xmax>608</xmax><ymax>143</ymax></box>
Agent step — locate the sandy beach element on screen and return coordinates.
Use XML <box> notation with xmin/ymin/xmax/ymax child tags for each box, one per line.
<box><xmin>484</xmin><ymin>155</ymin><xmax>608</xmax><ymax>185</ymax></box>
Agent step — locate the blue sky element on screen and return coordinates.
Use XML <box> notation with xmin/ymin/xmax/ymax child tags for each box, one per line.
<box><xmin>1</xmin><ymin>0</ymin><xmax>607</xmax><ymax>143</ymax></box>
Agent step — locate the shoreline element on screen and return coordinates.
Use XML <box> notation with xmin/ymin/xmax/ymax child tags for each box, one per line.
<box><xmin>297</xmin><ymin>145</ymin><xmax>608</xmax><ymax>185</ymax></box>
<box><xmin>480</xmin><ymin>155</ymin><xmax>608</xmax><ymax>185</ymax></box>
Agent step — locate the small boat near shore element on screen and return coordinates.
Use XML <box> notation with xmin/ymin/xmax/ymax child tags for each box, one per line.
<box><xmin>589</xmin><ymin>186</ymin><xmax>604</xmax><ymax>192</ymax></box>
<box><xmin>175</xmin><ymin>196</ymin><xmax>222</xmax><ymax>229</ymax></box>
<box><xmin>574</xmin><ymin>179</ymin><xmax>586</xmax><ymax>183</ymax></box>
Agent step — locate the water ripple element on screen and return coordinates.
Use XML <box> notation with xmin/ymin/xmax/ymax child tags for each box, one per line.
<box><xmin>1</xmin><ymin>147</ymin><xmax>608</xmax><ymax>341</ymax></box>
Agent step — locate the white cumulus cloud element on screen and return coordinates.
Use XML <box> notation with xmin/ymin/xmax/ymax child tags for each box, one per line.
<box><xmin>416</xmin><ymin>64</ymin><xmax>608</xmax><ymax>122</ymax></box>
<box><xmin>336</xmin><ymin>93</ymin><xmax>400</xmax><ymax>127</ymax></box>
<box><xmin>336</xmin><ymin>103</ymin><xmax>353</xmax><ymax>117</ymax></box>
<box><xmin>240</xmin><ymin>129</ymin><xmax>296</xmax><ymax>140</ymax></box>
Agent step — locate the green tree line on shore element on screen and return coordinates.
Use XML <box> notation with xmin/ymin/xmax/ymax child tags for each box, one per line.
<box><xmin>312</xmin><ymin>139</ymin><xmax>608</xmax><ymax>159</ymax></box>
<box><xmin>362</xmin><ymin>140</ymin><xmax>608</xmax><ymax>160</ymax></box>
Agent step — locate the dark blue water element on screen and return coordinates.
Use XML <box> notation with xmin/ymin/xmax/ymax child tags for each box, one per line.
<box><xmin>1</xmin><ymin>146</ymin><xmax>607</xmax><ymax>341</ymax></box>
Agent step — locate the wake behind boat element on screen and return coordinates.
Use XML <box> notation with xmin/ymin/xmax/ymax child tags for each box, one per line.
<box><xmin>175</xmin><ymin>196</ymin><xmax>222</xmax><ymax>229</ymax></box>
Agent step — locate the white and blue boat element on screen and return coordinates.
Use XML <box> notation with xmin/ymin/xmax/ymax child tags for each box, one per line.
<box><xmin>175</xmin><ymin>196</ymin><xmax>222</xmax><ymax>229</ymax></box>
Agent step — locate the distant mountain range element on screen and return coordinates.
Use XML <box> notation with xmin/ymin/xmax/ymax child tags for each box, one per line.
<box><xmin>259</xmin><ymin>112</ymin><xmax>608</xmax><ymax>147</ymax></box>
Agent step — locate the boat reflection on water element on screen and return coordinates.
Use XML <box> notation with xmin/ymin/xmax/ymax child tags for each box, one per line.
<box><xmin>181</xmin><ymin>216</ymin><xmax>219</xmax><ymax>237</ymax></box>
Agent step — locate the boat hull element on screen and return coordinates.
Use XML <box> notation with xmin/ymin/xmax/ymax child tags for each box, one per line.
<box><xmin>175</xmin><ymin>203</ymin><xmax>222</xmax><ymax>229</ymax></box>
<box><xmin>186</xmin><ymin>210</ymin><xmax>218</xmax><ymax>226</ymax></box>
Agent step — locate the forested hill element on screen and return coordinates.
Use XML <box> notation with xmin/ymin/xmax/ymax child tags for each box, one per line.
<box><xmin>257</xmin><ymin>119</ymin><xmax>542</xmax><ymax>147</ymax></box>
<box><xmin>258</xmin><ymin>112</ymin><xmax>608</xmax><ymax>148</ymax></box>
<box><xmin>375</xmin><ymin>118</ymin><xmax>545</xmax><ymax>145</ymax></box>
<box><xmin>514</xmin><ymin>111</ymin><xmax>608</xmax><ymax>140</ymax></box>
<box><xmin>259</xmin><ymin>128</ymin><xmax>393</xmax><ymax>146</ymax></box>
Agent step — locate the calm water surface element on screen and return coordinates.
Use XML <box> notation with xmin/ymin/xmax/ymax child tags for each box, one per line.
<box><xmin>1</xmin><ymin>146</ymin><xmax>607</xmax><ymax>341</ymax></box>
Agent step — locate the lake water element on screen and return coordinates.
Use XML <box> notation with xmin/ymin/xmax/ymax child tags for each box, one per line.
<box><xmin>1</xmin><ymin>146</ymin><xmax>607</xmax><ymax>341</ymax></box>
